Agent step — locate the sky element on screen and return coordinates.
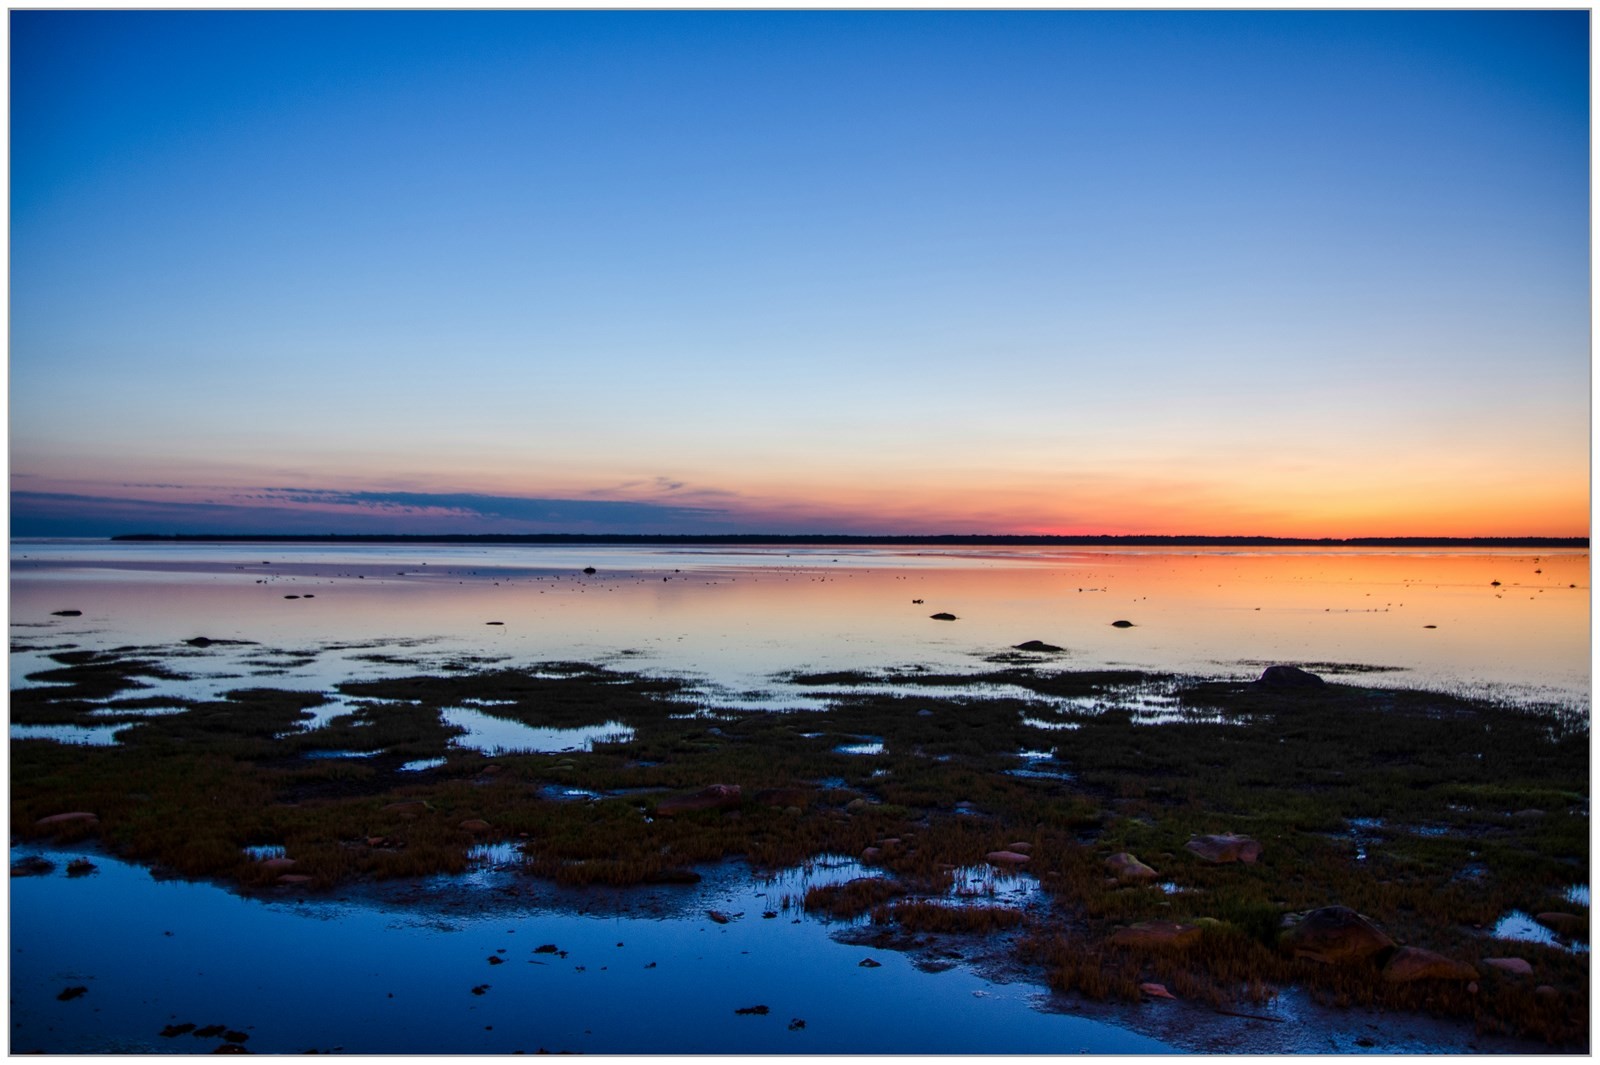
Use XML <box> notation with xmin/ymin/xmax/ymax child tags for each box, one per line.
<box><xmin>9</xmin><ymin>10</ymin><xmax>1591</xmax><ymax>538</ymax></box>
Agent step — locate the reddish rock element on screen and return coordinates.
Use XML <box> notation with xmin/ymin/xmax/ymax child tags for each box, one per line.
<box><xmin>1109</xmin><ymin>921</ymin><xmax>1201</xmax><ymax>949</ymax></box>
<box><xmin>861</xmin><ymin>847</ymin><xmax>883</xmax><ymax>863</ymax></box>
<box><xmin>459</xmin><ymin>819</ymin><xmax>493</xmax><ymax>835</ymax></box>
<box><xmin>1535</xmin><ymin>984</ymin><xmax>1560</xmax><ymax>1001</ymax></box>
<box><xmin>1105</xmin><ymin>852</ymin><xmax>1159</xmax><ymax>882</ymax></box>
<box><xmin>258</xmin><ymin>857</ymin><xmax>297</xmax><ymax>874</ymax></box>
<box><xmin>1534</xmin><ymin>912</ymin><xmax>1586</xmax><ymax>936</ymax></box>
<box><xmin>1483</xmin><ymin>957</ymin><xmax>1534</xmax><ymax>976</ymax></box>
<box><xmin>35</xmin><ymin>812</ymin><xmax>99</xmax><ymax>830</ymax></box>
<box><xmin>985</xmin><ymin>850</ymin><xmax>1030</xmax><ymax>866</ymax></box>
<box><xmin>1279</xmin><ymin>906</ymin><xmax>1394</xmax><ymax>964</ymax></box>
<box><xmin>1006</xmin><ymin>842</ymin><xmax>1033</xmax><ymax>854</ymax></box>
<box><xmin>382</xmin><ymin>801</ymin><xmax>430</xmax><ymax>818</ymax></box>
<box><xmin>1382</xmin><ymin>946</ymin><xmax>1478</xmax><ymax>983</ymax></box>
<box><xmin>1140</xmin><ymin>982</ymin><xmax>1177</xmax><ymax>999</ymax></box>
<box><xmin>656</xmin><ymin>784</ymin><xmax>742</xmax><ymax>817</ymax></box>
<box><xmin>1185</xmin><ymin>834</ymin><xmax>1261</xmax><ymax>864</ymax></box>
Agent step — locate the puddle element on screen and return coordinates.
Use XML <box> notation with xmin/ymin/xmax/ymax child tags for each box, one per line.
<box><xmin>1022</xmin><ymin>716</ymin><xmax>1081</xmax><ymax>731</ymax></box>
<box><xmin>1566</xmin><ymin>884</ymin><xmax>1590</xmax><ymax>907</ymax></box>
<box><xmin>303</xmin><ymin>749</ymin><xmax>374</xmax><ymax>760</ymax></box>
<box><xmin>10</xmin><ymin>722</ymin><xmax>132</xmax><ymax>746</ymax></box>
<box><xmin>440</xmin><ymin>706</ymin><xmax>633</xmax><ymax>755</ymax></box>
<box><xmin>400</xmin><ymin>758</ymin><xmax>447</xmax><ymax>772</ymax></box>
<box><xmin>1491</xmin><ymin>910</ymin><xmax>1590</xmax><ymax>953</ymax></box>
<box><xmin>836</xmin><ymin>741</ymin><xmax>885</xmax><ymax>756</ymax></box>
<box><xmin>85</xmin><ymin>705</ymin><xmax>189</xmax><ymax>718</ymax></box>
<box><xmin>538</xmin><ymin>785</ymin><xmax>603</xmax><ymax>802</ymax></box>
<box><xmin>244</xmin><ymin>846</ymin><xmax>287</xmax><ymax>861</ymax></box>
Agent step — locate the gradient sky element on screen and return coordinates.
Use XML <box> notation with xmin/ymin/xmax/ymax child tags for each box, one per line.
<box><xmin>9</xmin><ymin>10</ymin><xmax>1591</xmax><ymax>537</ymax></box>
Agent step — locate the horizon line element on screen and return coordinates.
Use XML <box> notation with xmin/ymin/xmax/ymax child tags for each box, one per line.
<box><xmin>101</xmin><ymin>533</ymin><xmax>1591</xmax><ymax>548</ymax></box>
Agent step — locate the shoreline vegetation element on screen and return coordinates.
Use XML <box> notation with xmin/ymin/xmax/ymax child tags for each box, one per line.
<box><xmin>11</xmin><ymin>642</ymin><xmax>1589</xmax><ymax>1048</ymax></box>
<box><xmin>105</xmin><ymin>533</ymin><xmax>1589</xmax><ymax>547</ymax></box>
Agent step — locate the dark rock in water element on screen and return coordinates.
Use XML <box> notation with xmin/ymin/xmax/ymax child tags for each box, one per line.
<box><xmin>65</xmin><ymin>858</ymin><xmax>97</xmax><ymax>878</ymax></box>
<box><xmin>656</xmin><ymin>784</ymin><xmax>742</xmax><ymax>817</ymax></box>
<box><xmin>858</xmin><ymin>958</ymin><xmax>882</xmax><ymax>968</ymax></box>
<box><xmin>1279</xmin><ymin>906</ymin><xmax>1394</xmax><ymax>964</ymax></box>
<box><xmin>583</xmin><ymin>566</ymin><xmax>597</xmax><ymax>575</ymax></box>
<box><xmin>1255</xmin><ymin>664</ymin><xmax>1326</xmax><ymax>688</ymax></box>
<box><xmin>1383</xmin><ymin>946</ymin><xmax>1478</xmax><ymax>983</ymax></box>
<box><xmin>1014</xmin><ymin>640</ymin><xmax>1064</xmax><ymax>652</ymax></box>
<box><xmin>534</xmin><ymin>944</ymin><xmax>561</xmax><ymax>954</ymax></box>
<box><xmin>213</xmin><ymin>1043</ymin><xmax>250</xmax><ymax>1054</ymax></box>
<box><xmin>929</xmin><ymin>612</ymin><xmax>958</xmax><ymax>621</ymax></box>
<box><xmin>1535</xmin><ymin>912</ymin><xmax>1586</xmax><ymax>936</ymax></box>
<box><xmin>485</xmin><ymin>621</ymin><xmax>504</xmax><ymax>626</ymax></box>
<box><xmin>734</xmin><ymin>1005</ymin><xmax>770</xmax><ymax>1016</ymax></box>
<box><xmin>160</xmin><ymin>1023</ymin><xmax>198</xmax><ymax>1038</ymax></box>
<box><xmin>11</xmin><ymin>856</ymin><xmax>55</xmax><ymax>877</ymax></box>
<box><xmin>1184</xmin><ymin>833</ymin><xmax>1261</xmax><ymax>864</ymax></box>
<box><xmin>1110</xmin><ymin>620</ymin><xmax>1135</xmax><ymax>628</ymax></box>
<box><xmin>195</xmin><ymin>1025</ymin><xmax>228</xmax><ymax>1038</ymax></box>
<box><xmin>911</xmin><ymin>599</ymin><xmax>924</xmax><ymax>604</ymax></box>
<box><xmin>1108</xmin><ymin>921</ymin><xmax>1200</xmax><ymax>949</ymax></box>
<box><xmin>57</xmin><ymin>986</ymin><xmax>88</xmax><ymax>1001</ymax></box>
<box><xmin>788</xmin><ymin>1018</ymin><xmax>807</xmax><ymax>1031</ymax></box>
<box><xmin>50</xmin><ymin>610</ymin><xmax>82</xmax><ymax>617</ymax></box>
<box><xmin>283</xmin><ymin>595</ymin><xmax>300</xmax><ymax>600</ymax></box>
<box><xmin>222</xmin><ymin>1031</ymin><xmax>249</xmax><ymax>1044</ymax></box>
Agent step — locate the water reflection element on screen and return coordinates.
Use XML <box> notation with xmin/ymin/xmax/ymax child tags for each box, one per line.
<box><xmin>439</xmin><ymin>706</ymin><xmax>634</xmax><ymax>755</ymax></box>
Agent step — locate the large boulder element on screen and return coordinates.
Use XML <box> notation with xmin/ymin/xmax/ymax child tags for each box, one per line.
<box><xmin>1279</xmin><ymin>906</ymin><xmax>1394</xmax><ymax>964</ymax></box>
<box><xmin>1013</xmin><ymin>640</ymin><xmax>1064</xmax><ymax>653</ymax></box>
<box><xmin>1382</xmin><ymin>946</ymin><xmax>1478</xmax><ymax>983</ymax></box>
<box><xmin>1105</xmin><ymin>852</ymin><xmax>1159</xmax><ymax>882</ymax></box>
<box><xmin>1109</xmin><ymin>921</ymin><xmax>1201</xmax><ymax>950</ymax></box>
<box><xmin>1185</xmin><ymin>833</ymin><xmax>1261</xmax><ymax>864</ymax></box>
<box><xmin>1255</xmin><ymin>665</ymin><xmax>1326</xmax><ymax>688</ymax></box>
<box><xmin>656</xmin><ymin>784</ymin><xmax>742</xmax><ymax>817</ymax></box>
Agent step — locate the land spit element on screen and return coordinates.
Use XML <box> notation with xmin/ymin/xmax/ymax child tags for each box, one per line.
<box><xmin>11</xmin><ymin>640</ymin><xmax>1590</xmax><ymax>1051</ymax></box>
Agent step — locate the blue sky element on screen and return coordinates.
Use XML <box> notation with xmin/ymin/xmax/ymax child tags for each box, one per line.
<box><xmin>10</xmin><ymin>10</ymin><xmax>1590</xmax><ymax>537</ymax></box>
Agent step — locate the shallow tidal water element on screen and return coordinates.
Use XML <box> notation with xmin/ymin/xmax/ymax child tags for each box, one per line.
<box><xmin>8</xmin><ymin>540</ymin><xmax>1590</xmax><ymax>1053</ymax></box>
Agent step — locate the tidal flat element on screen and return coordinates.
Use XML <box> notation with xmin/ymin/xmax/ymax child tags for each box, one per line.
<box><xmin>9</xmin><ymin>543</ymin><xmax>1590</xmax><ymax>1052</ymax></box>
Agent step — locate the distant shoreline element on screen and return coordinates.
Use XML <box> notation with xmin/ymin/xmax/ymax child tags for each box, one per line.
<box><xmin>107</xmin><ymin>533</ymin><xmax>1588</xmax><ymax>548</ymax></box>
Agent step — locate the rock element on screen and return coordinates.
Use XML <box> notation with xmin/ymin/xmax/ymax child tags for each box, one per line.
<box><xmin>485</xmin><ymin>621</ymin><xmax>504</xmax><ymax>626</ymax></box>
<box><xmin>1105</xmin><ymin>852</ymin><xmax>1159</xmax><ymax>881</ymax></box>
<box><xmin>1184</xmin><ymin>833</ymin><xmax>1261</xmax><ymax>864</ymax></box>
<box><xmin>985</xmin><ymin>850</ymin><xmax>1030</xmax><ymax>866</ymax></box>
<box><xmin>707</xmin><ymin>910</ymin><xmax>738</xmax><ymax>924</ymax></box>
<box><xmin>656</xmin><ymin>784</ymin><xmax>742</xmax><ymax>817</ymax></box>
<box><xmin>911</xmin><ymin>599</ymin><xmax>923</xmax><ymax>604</ymax></box>
<box><xmin>381</xmin><ymin>801</ymin><xmax>430</xmax><ymax>818</ymax></box>
<box><xmin>65</xmin><ymin>858</ymin><xmax>97</xmax><ymax>878</ymax></box>
<box><xmin>51</xmin><ymin>610</ymin><xmax>82</xmax><ymax>617</ymax></box>
<box><xmin>1110</xmin><ymin>620</ymin><xmax>1135</xmax><ymax>628</ymax></box>
<box><xmin>1534</xmin><ymin>912</ymin><xmax>1585</xmax><ymax>936</ymax></box>
<box><xmin>258</xmin><ymin>858</ymin><xmax>297</xmax><ymax>874</ymax></box>
<box><xmin>929</xmin><ymin>612</ymin><xmax>958</xmax><ymax>621</ymax></box>
<box><xmin>1483</xmin><ymin>957</ymin><xmax>1533</xmax><ymax>976</ymax></box>
<box><xmin>1006</xmin><ymin>842</ymin><xmax>1032</xmax><ymax>854</ymax></box>
<box><xmin>1014</xmin><ymin>640</ymin><xmax>1064</xmax><ymax>652</ymax></box>
<box><xmin>1535</xmin><ymin>984</ymin><xmax>1560</xmax><ymax>1001</ymax></box>
<box><xmin>1255</xmin><ymin>665</ymin><xmax>1326</xmax><ymax>688</ymax></box>
<box><xmin>582</xmin><ymin>567</ymin><xmax>597</xmax><ymax>575</ymax></box>
<box><xmin>11</xmin><ymin>856</ymin><xmax>55</xmax><ymax>877</ymax></box>
<box><xmin>1382</xmin><ymin>946</ymin><xmax>1478</xmax><ymax>982</ymax></box>
<box><xmin>861</xmin><ymin>847</ymin><xmax>882</xmax><ymax>863</ymax></box>
<box><xmin>734</xmin><ymin>1005</ymin><xmax>770</xmax><ymax>1015</ymax></box>
<box><xmin>56</xmin><ymin>986</ymin><xmax>88</xmax><ymax>1001</ymax></box>
<box><xmin>1140</xmin><ymin>982</ymin><xmax>1176</xmax><ymax>999</ymax></box>
<box><xmin>212</xmin><ymin>1044</ymin><xmax>252</xmax><ymax>1054</ymax></box>
<box><xmin>458</xmin><ymin>819</ymin><xmax>493</xmax><ymax>835</ymax></box>
<box><xmin>35</xmin><ymin>811</ymin><xmax>99</xmax><ymax>830</ymax></box>
<box><xmin>1109</xmin><ymin>921</ymin><xmax>1201</xmax><ymax>949</ymax></box>
<box><xmin>858</xmin><ymin>958</ymin><xmax>881</xmax><ymax>968</ymax></box>
<box><xmin>1279</xmin><ymin>906</ymin><xmax>1394</xmax><ymax>964</ymax></box>
<box><xmin>845</xmin><ymin>798</ymin><xmax>870</xmax><ymax>813</ymax></box>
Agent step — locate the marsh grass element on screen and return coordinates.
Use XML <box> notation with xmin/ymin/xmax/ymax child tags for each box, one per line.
<box><xmin>10</xmin><ymin>649</ymin><xmax>1588</xmax><ymax>1044</ymax></box>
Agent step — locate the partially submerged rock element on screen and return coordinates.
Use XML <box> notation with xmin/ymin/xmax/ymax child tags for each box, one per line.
<box><xmin>1109</xmin><ymin>921</ymin><xmax>1201</xmax><ymax>950</ymax></box>
<box><xmin>1382</xmin><ymin>946</ymin><xmax>1478</xmax><ymax>983</ymax></box>
<box><xmin>1184</xmin><ymin>833</ymin><xmax>1261</xmax><ymax>864</ymax></box>
<box><xmin>656</xmin><ymin>784</ymin><xmax>742</xmax><ymax>817</ymax></box>
<box><xmin>1013</xmin><ymin>640</ymin><xmax>1064</xmax><ymax>653</ymax></box>
<box><xmin>929</xmin><ymin>612</ymin><xmax>958</xmax><ymax>621</ymax></box>
<box><xmin>1255</xmin><ymin>665</ymin><xmax>1326</xmax><ymax>688</ymax></box>
<box><xmin>1105</xmin><ymin>852</ymin><xmax>1159</xmax><ymax>882</ymax></box>
<box><xmin>1110</xmin><ymin>620</ymin><xmax>1135</xmax><ymax>628</ymax></box>
<box><xmin>1279</xmin><ymin>906</ymin><xmax>1394</xmax><ymax>964</ymax></box>
<box><xmin>1483</xmin><ymin>956</ymin><xmax>1534</xmax><ymax>976</ymax></box>
<box><xmin>984</xmin><ymin>850</ymin><xmax>1030</xmax><ymax>866</ymax></box>
<box><xmin>11</xmin><ymin>856</ymin><xmax>55</xmax><ymax>877</ymax></box>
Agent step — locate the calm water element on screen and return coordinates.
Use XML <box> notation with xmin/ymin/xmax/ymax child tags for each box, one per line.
<box><xmin>8</xmin><ymin>540</ymin><xmax>1589</xmax><ymax>1053</ymax></box>
<box><xmin>10</xmin><ymin>540</ymin><xmax>1590</xmax><ymax>712</ymax></box>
